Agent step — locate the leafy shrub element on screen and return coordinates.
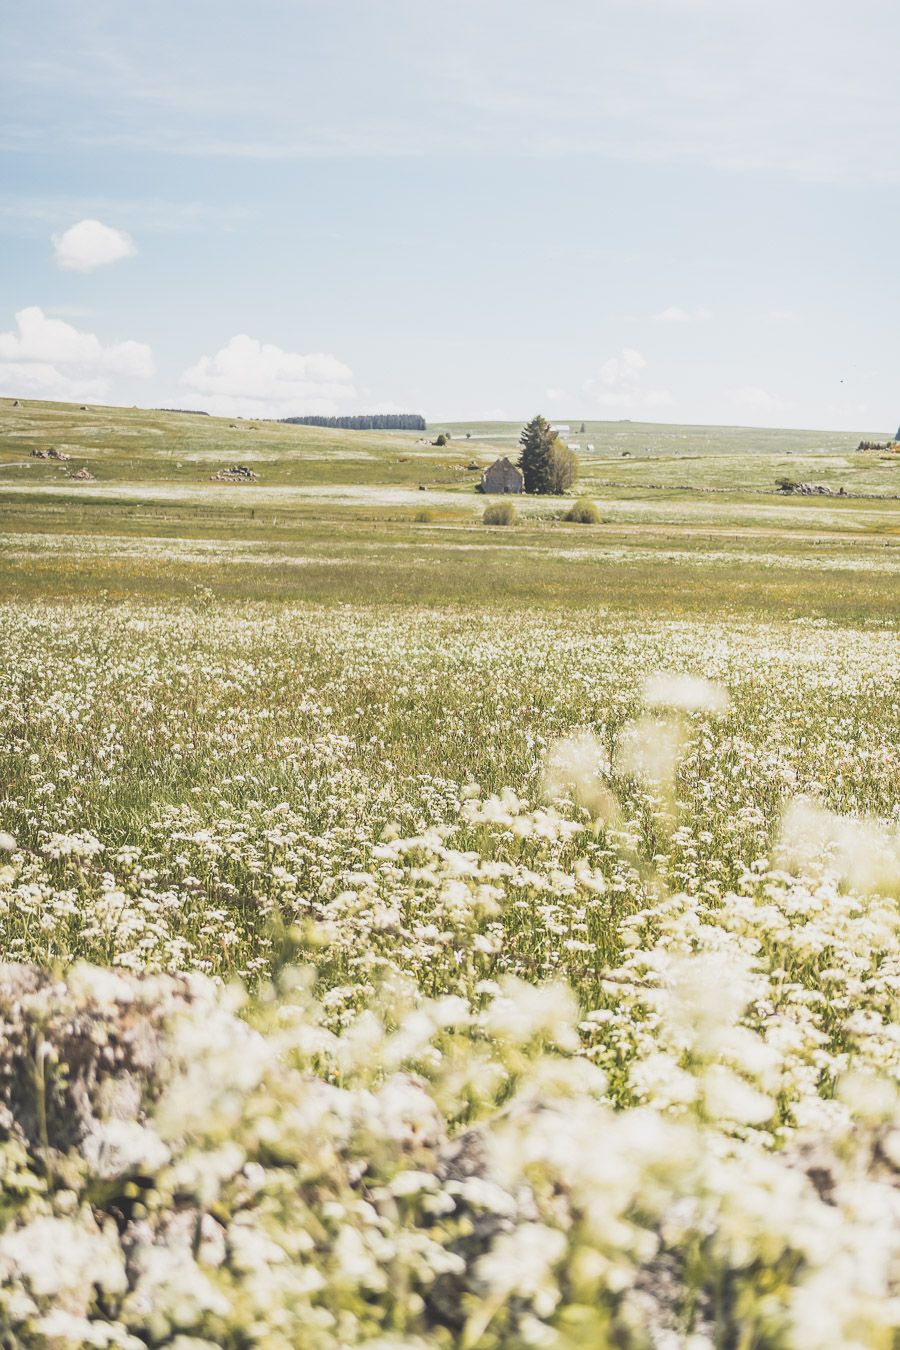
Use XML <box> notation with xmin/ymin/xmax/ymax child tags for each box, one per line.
<box><xmin>565</xmin><ymin>497</ymin><xmax>602</xmax><ymax>524</ymax></box>
<box><xmin>483</xmin><ymin>500</ymin><xmax>518</xmax><ymax>525</ymax></box>
<box><xmin>414</xmin><ymin>509</ymin><xmax>435</xmax><ymax>523</ymax></box>
<box><xmin>548</xmin><ymin>442</ymin><xmax>579</xmax><ymax>493</ymax></box>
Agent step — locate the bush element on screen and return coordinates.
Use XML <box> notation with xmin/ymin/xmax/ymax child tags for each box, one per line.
<box><xmin>483</xmin><ymin>501</ymin><xmax>518</xmax><ymax>526</ymax></box>
<box><xmin>414</xmin><ymin>509</ymin><xmax>434</xmax><ymax>523</ymax></box>
<box><xmin>564</xmin><ymin>497</ymin><xmax>601</xmax><ymax>524</ymax></box>
<box><xmin>548</xmin><ymin>443</ymin><xmax>579</xmax><ymax>494</ymax></box>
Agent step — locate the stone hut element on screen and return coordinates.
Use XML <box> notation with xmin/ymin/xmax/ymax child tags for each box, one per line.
<box><xmin>480</xmin><ymin>457</ymin><xmax>523</xmax><ymax>494</ymax></box>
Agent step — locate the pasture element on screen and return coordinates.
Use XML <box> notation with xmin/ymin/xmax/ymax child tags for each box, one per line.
<box><xmin>1</xmin><ymin>397</ymin><xmax>898</xmax><ymax>622</ymax></box>
<box><xmin>0</xmin><ymin>396</ymin><xmax>899</xmax><ymax>1346</ymax></box>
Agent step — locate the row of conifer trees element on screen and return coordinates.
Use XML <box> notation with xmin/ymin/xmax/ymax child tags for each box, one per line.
<box><xmin>282</xmin><ymin>414</ymin><xmax>426</xmax><ymax>431</ymax></box>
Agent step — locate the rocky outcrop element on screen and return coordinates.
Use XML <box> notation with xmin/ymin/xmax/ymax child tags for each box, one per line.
<box><xmin>209</xmin><ymin>464</ymin><xmax>258</xmax><ymax>482</ymax></box>
<box><xmin>776</xmin><ymin>478</ymin><xmax>847</xmax><ymax>496</ymax></box>
<box><xmin>30</xmin><ymin>447</ymin><xmax>70</xmax><ymax>461</ymax></box>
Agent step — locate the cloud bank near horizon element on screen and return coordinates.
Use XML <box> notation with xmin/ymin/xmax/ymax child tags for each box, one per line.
<box><xmin>0</xmin><ymin>306</ymin><xmax>154</xmax><ymax>401</ymax></box>
<box><xmin>180</xmin><ymin>334</ymin><xmax>357</xmax><ymax>419</ymax></box>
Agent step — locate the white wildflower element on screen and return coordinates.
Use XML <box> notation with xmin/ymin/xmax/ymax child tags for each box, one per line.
<box><xmin>643</xmin><ymin>672</ymin><xmax>730</xmax><ymax>716</ymax></box>
<box><xmin>777</xmin><ymin>797</ymin><xmax>900</xmax><ymax>895</ymax></box>
<box><xmin>542</xmin><ymin>731</ymin><xmax>617</xmax><ymax>819</ymax></box>
<box><xmin>83</xmin><ymin>1120</ymin><xmax>170</xmax><ymax>1180</ymax></box>
<box><xmin>0</xmin><ymin>1214</ymin><xmax>126</xmax><ymax>1301</ymax></box>
<box><xmin>616</xmin><ymin>715</ymin><xmax>688</xmax><ymax>790</ymax></box>
<box><xmin>484</xmin><ymin>977</ymin><xmax>580</xmax><ymax>1051</ymax></box>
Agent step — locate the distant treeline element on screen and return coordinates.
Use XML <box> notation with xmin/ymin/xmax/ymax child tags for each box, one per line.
<box><xmin>282</xmin><ymin>413</ymin><xmax>426</xmax><ymax>431</ymax></box>
<box><xmin>156</xmin><ymin>408</ymin><xmax>210</xmax><ymax>416</ymax></box>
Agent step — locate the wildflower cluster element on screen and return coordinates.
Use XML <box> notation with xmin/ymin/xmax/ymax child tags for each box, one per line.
<box><xmin>0</xmin><ymin>600</ymin><xmax>898</xmax><ymax>1344</ymax></box>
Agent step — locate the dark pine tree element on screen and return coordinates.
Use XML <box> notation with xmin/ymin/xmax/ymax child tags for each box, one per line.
<box><xmin>517</xmin><ymin>414</ymin><xmax>557</xmax><ymax>494</ymax></box>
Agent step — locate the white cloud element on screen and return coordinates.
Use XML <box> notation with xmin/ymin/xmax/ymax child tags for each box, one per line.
<box><xmin>180</xmin><ymin>334</ymin><xmax>357</xmax><ymax>418</ymax></box>
<box><xmin>652</xmin><ymin>306</ymin><xmax>712</xmax><ymax>323</ymax></box>
<box><xmin>52</xmin><ymin>219</ymin><xmax>137</xmax><ymax>272</ymax></box>
<box><xmin>583</xmin><ymin>348</ymin><xmax>673</xmax><ymax>412</ymax></box>
<box><xmin>0</xmin><ymin>363</ymin><xmax>109</xmax><ymax>401</ymax></box>
<box><xmin>597</xmin><ymin>348</ymin><xmax>647</xmax><ymax>388</ymax></box>
<box><xmin>0</xmin><ymin>306</ymin><xmax>154</xmax><ymax>401</ymax></box>
<box><xmin>545</xmin><ymin>387</ymin><xmax>566</xmax><ymax>402</ymax></box>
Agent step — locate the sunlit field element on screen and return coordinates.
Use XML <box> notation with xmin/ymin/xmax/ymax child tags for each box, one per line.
<box><xmin>1</xmin><ymin>398</ymin><xmax>899</xmax><ymax>1346</ymax></box>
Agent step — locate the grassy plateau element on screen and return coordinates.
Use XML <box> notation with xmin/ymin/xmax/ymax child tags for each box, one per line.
<box><xmin>0</xmin><ymin>396</ymin><xmax>899</xmax><ymax>1347</ymax></box>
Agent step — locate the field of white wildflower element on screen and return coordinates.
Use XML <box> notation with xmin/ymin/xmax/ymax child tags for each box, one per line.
<box><xmin>1</xmin><ymin>599</ymin><xmax>899</xmax><ymax>1347</ymax></box>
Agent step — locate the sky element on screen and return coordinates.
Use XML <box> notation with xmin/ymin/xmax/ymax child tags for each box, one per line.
<box><xmin>1</xmin><ymin>0</ymin><xmax>898</xmax><ymax>431</ymax></box>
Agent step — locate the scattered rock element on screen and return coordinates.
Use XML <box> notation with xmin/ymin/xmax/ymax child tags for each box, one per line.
<box><xmin>210</xmin><ymin>464</ymin><xmax>259</xmax><ymax>483</ymax></box>
<box><xmin>31</xmin><ymin>448</ymin><xmax>71</xmax><ymax>461</ymax></box>
<box><xmin>776</xmin><ymin>479</ymin><xmax>846</xmax><ymax>496</ymax></box>
<box><xmin>12</xmin><ymin>399</ymin><xmax>20</xmax><ymax>407</ymax></box>
<box><xmin>0</xmin><ymin>963</ymin><xmax>194</xmax><ymax>1157</ymax></box>
<box><xmin>467</xmin><ymin>461</ymin><xmax>480</xmax><ymax>471</ymax></box>
<box><xmin>70</xmin><ymin>467</ymin><xmax>95</xmax><ymax>481</ymax></box>
<box><xmin>427</xmin><ymin>1126</ymin><xmax>538</xmax><ymax>1330</ymax></box>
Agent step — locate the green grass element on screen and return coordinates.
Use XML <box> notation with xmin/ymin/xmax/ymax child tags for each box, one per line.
<box><xmin>1</xmin><ymin>396</ymin><xmax>898</xmax><ymax>623</ymax></box>
<box><xmin>2</xmin><ymin>398</ymin><xmax>899</xmax><ymax>1345</ymax></box>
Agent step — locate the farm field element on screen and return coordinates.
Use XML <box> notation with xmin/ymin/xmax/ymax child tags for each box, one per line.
<box><xmin>1</xmin><ymin>397</ymin><xmax>900</xmax><ymax>1346</ymax></box>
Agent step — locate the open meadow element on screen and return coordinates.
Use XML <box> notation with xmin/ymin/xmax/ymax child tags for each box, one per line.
<box><xmin>1</xmin><ymin>397</ymin><xmax>899</xmax><ymax>1346</ymax></box>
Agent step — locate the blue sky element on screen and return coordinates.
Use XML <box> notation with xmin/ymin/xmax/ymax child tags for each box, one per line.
<box><xmin>1</xmin><ymin>0</ymin><xmax>898</xmax><ymax>430</ymax></box>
